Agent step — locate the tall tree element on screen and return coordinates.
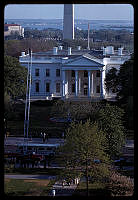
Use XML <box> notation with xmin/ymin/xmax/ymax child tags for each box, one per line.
<box><xmin>59</xmin><ymin>120</ymin><xmax>111</xmax><ymax>196</ymax></box>
<box><xmin>117</xmin><ymin>54</ymin><xmax>133</xmax><ymax>103</ymax></box>
<box><xmin>98</xmin><ymin>104</ymin><xmax>125</xmax><ymax>158</ymax></box>
<box><xmin>105</xmin><ymin>67</ymin><xmax>118</xmax><ymax>93</ymax></box>
<box><xmin>104</xmin><ymin>55</ymin><xmax>133</xmax><ymax>130</ymax></box>
<box><xmin>4</xmin><ymin>55</ymin><xmax>27</xmax><ymax>99</ymax></box>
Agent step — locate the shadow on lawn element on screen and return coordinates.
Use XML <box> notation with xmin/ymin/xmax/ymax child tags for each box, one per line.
<box><xmin>72</xmin><ymin>188</ymin><xmax>111</xmax><ymax>196</ymax></box>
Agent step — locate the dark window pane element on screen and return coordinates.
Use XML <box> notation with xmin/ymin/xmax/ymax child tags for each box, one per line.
<box><xmin>46</xmin><ymin>83</ymin><xmax>50</xmax><ymax>92</ymax></box>
<box><xmin>56</xmin><ymin>83</ymin><xmax>60</xmax><ymax>93</ymax></box>
<box><xmin>72</xmin><ymin>83</ymin><xmax>75</xmax><ymax>93</ymax></box>
<box><xmin>46</xmin><ymin>69</ymin><xmax>50</xmax><ymax>77</ymax></box>
<box><xmin>35</xmin><ymin>69</ymin><xmax>39</xmax><ymax>76</ymax></box>
<box><xmin>96</xmin><ymin>85</ymin><xmax>100</xmax><ymax>93</ymax></box>
<box><xmin>84</xmin><ymin>71</ymin><xmax>88</xmax><ymax>77</ymax></box>
<box><xmin>35</xmin><ymin>82</ymin><xmax>39</xmax><ymax>92</ymax></box>
<box><xmin>72</xmin><ymin>70</ymin><xmax>75</xmax><ymax>77</ymax></box>
<box><xmin>56</xmin><ymin>69</ymin><xmax>60</xmax><ymax>77</ymax></box>
<box><xmin>96</xmin><ymin>71</ymin><xmax>100</xmax><ymax>77</ymax></box>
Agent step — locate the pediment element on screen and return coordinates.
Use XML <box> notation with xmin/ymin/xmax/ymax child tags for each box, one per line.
<box><xmin>64</xmin><ymin>55</ymin><xmax>104</xmax><ymax>67</ymax></box>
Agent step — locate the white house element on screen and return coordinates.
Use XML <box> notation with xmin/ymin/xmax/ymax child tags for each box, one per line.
<box><xmin>4</xmin><ymin>24</ymin><xmax>24</xmax><ymax>37</ymax></box>
<box><xmin>19</xmin><ymin>46</ymin><xmax>130</xmax><ymax>101</ymax></box>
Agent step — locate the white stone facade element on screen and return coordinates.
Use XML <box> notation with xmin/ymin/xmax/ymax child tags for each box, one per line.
<box><xmin>19</xmin><ymin>47</ymin><xmax>130</xmax><ymax>101</ymax></box>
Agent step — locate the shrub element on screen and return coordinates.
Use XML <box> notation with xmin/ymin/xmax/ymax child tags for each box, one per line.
<box><xmin>108</xmin><ymin>171</ymin><xmax>134</xmax><ymax>196</ymax></box>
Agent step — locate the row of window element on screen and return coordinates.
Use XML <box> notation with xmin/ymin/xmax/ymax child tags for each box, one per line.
<box><xmin>71</xmin><ymin>70</ymin><xmax>100</xmax><ymax>78</ymax></box>
<box><xmin>35</xmin><ymin>82</ymin><xmax>101</xmax><ymax>94</ymax></box>
<box><xmin>35</xmin><ymin>69</ymin><xmax>101</xmax><ymax>78</ymax></box>
<box><xmin>35</xmin><ymin>69</ymin><xmax>60</xmax><ymax>77</ymax></box>
<box><xmin>35</xmin><ymin>82</ymin><xmax>60</xmax><ymax>93</ymax></box>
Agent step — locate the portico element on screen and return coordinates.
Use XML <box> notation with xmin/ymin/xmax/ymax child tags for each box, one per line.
<box><xmin>61</xmin><ymin>55</ymin><xmax>105</xmax><ymax>99</ymax></box>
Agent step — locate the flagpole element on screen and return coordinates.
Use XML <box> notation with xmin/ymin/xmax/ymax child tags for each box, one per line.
<box><xmin>88</xmin><ymin>23</ymin><xmax>90</xmax><ymax>50</ymax></box>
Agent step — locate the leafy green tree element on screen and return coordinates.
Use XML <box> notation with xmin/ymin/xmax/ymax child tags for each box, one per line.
<box><xmin>51</xmin><ymin>100</ymin><xmax>103</xmax><ymax>121</ymax></box>
<box><xmin>105</xmin><ymin>67</ymin><xmax>118</xmax><ymax>93</ymax></box>
<box><xmin>59</xmin><ymin>120</ymin><xmax>111</xmax><ymax>196</ymax></box>
<box><xmin>98</xmin><ymin>104</ymin><xmax>125</xmax><ymax>158</ymax></box>
<box><xmin>117</xmin><ymin>54</ymin><xmax>133</xmax><ymax>103</ymax></box>
<box><xmin>4</xmin><ymin>55</ymin><xmax>27</xmax><ymax>99</ymax></box>
<box><xmin>105</xmin><ymin>55</ymin><xmax>133</xmax><ymax>130</ymax></box>
<box><xmin>117</xmin><ymin>55</ymin><xmax>133</xmax><ymax>130</ymax></box>
<box><xmin>4</xmin><ymin>38</ymin><xmax>57</xmax><ymax>58</ymax></box>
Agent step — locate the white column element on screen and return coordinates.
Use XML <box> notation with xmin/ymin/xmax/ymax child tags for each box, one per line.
<box><xmin>75</xmin><ymin>70</ymin><xmax>78</xmax><ymax>97</ymax></box>
<box><xmin>62</xmin><ymin>70</ymin><xmax>65</xmax><ymax>97</ymax></box>
<box><xmin>79</xmin><ymin>76</ymin><xmax>81</xmax><ymax>94</ymax></box>
<box><xmin>100</xmin><ymin>70</ymin><xmax>104</xmax><ymax>98</ymax></box>
<box><xmin>91</xmin><ymin>71</ymin><xmax>94</xmax><ymax>95</ymax></box>
<box><xmin>88</xmin><ymin>71</ymin><xmax>91</xmax><ymax>97</ymax></box>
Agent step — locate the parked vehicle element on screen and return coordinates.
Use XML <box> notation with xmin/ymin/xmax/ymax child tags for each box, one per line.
<box><xmin>16</xmin><ymin>143</ymin><xmax>60</xmax><ymax>156</ymax></box>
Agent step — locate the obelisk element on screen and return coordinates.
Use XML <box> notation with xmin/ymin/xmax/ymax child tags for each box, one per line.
<box><xmin>63</xmin><ymin>4</ymin><xmax>74</xmax><ymax>40</ymax></box>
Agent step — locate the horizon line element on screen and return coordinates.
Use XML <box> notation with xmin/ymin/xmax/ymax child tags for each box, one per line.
<box><xmin>5</xmin><ymin>18</ymin><xmax>133</xmax><ymax>21</ymax></box>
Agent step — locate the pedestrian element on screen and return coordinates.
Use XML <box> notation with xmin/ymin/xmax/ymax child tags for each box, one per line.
<box><xmin>46</xmin><ymin>133</ymin><xmax>49</xmax><ymax>141</ymax></box>
<box><xmin>52</xmin><ymin>189</ymin><xmax>56</xmax><ymax>197</ymax></box>
<box><xmin>62</xmin><ymin>132</ymin><xmax>64</xmax><ymax>139</ymax></box>
<box><xmin>62</xmin><ymin>179</ymin><xmax>66</xmax><ymax>187</ymax></box>
<box><xmin>43</xmin><ymin>133</ymin><xmax>46</xmax><ymax>143</ymax></box>
<box><xmin>41</xmin><ymin>132</ymin><xmax>43</xmax><ymax>142</ymax></box>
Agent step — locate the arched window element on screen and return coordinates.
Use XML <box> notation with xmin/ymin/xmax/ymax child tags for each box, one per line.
<box><xmin>84</xmin><ymin>70</ymin><xmax>88</xmax><ymax>77</ymax></box>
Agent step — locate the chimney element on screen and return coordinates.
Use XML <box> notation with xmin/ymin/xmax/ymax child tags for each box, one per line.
<box><xmin>77</xmin><ymin>46</ymin><xmax>81</xmax><ymax>50</ymax></box>
<box><xmin>53</xmin><ymin>47</ymin><xmax>58</xmax><ymax>55</ymax></box>
<box><xmin>118</xmin><ymin>47</ymin><xmax>123</xmax><ymax>55</ymax></box>
<box><xmin>58</xmin><ymin>46</ymin><xmax>63</xmax><ymax>50</ymax></box>
<box><xmin>68</xmin><ymin>47</ymin><xmax>72</xmax><ymax>55</ymax></box>
<box><xmin>21</xmin><ymin>52</ymin><xmax>25</xmax><ymax>56</ymax></box>
<box><xmin>102</xmin><ymin>47</ymin><xmax>106</xmax><ymax>56</ymax></box>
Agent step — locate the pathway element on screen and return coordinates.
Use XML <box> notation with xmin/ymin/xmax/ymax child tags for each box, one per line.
<box><xmin>5</xmin><ymin>174</ymin><xmax>56</xmax><ymax>180</ymax></box>
<box><xmin>49</xmin><ymin>180</ymin><xmax>77</xmax><ymax>196</ymax></box>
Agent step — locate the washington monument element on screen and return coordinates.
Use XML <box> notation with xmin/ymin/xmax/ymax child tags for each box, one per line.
<box><xmin>63</xmin><ymin>4</ymin><xmax>74</xmax><ymax>40</ymax></box>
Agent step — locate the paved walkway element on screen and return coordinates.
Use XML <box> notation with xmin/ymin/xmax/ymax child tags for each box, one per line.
<box><xmin>5</xmin><ymin>174</ymin><xmax>56</xmax><ymax>180</ymax></box>
<box><xmin>50</xmin><ymin>180</ymin><xmax>77</xmax><ymax>196</ymax></box>
<box><xmin>5</xmin><ymin>137</ymin><xmax>64</xmax><ymax>146</ymax></box>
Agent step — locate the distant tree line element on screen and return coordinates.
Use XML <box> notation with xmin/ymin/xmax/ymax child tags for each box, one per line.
<box><xmin>4</xmin><ymin>28</ymin><xmax>134</xmax><ymax>57</ymax></box>
<box><xmin>4</xmin><ymin>38</ymin><xmax>57</xmax><ymax>58</ymax></box>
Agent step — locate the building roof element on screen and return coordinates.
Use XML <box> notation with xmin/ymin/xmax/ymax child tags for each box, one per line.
<box><xmin>64</xmin><ymin>54</ymin><xmax>104</xmax><ymax>67</ymax></box>
<box><xmin>4</xmin><ymin>24</ymin><xmax>20</xmax><ymax>27</ymax></box>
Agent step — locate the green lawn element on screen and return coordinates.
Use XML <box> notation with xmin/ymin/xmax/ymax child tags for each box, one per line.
<box><xmin>4</xmin><ymin>178</ymin><xmax>55</xmax><ymax>196</ymax></box>
<box><xmin>6</xmin><ymin>102</ymin><xmax>67</xmax><ymax>137</ymax></box>
<box><xmin>73</xmin><ymin>180</ymin><xmax>110</xmax><ymax>196</ymax></box>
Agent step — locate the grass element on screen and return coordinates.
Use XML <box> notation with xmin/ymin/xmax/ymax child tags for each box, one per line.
<box><xmin>4</xmin><ymin>178</ymin><xmax>55</xmax><ymax>196</ymax></box>
<box><xmin>73</xmin><ymin>180</ymin><xmax>110</xmax><ymax>196</ymax></box>
<box><xmin>5</xmin><ymin>167</ymin><xmax>63</xmax><ymax>176</ymax></box>
<box><xmin>6</xmin><ymin>102</ymin><xmax>67</xmax><ymax>137</ymax></box>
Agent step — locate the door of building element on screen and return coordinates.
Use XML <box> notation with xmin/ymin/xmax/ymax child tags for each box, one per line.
<box><xmin>84</xmin><ymin>83</ymin><xmax>88</xmax><ymax>96</ymax></box>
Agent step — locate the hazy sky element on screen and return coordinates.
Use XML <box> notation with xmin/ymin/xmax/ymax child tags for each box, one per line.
<box><xmin>4</xmin><ymin>4</ymin><xmax>134</xmax><ymax>21</ymax></box>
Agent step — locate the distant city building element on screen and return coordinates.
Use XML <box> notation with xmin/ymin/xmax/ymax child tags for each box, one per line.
<box><xmin>63</xmin><ymin>4</ymin><xmax>74</xmax><ymax>40</ymax></box>
<box><xmin>4</xmin><ymin>24</ymin><xmax>24</xmax><ymax>37</ymax></box>
<box><xmin>19</xmin><ymin>46</ymin><xmax>131</xmax><ymax>101</ymax></box>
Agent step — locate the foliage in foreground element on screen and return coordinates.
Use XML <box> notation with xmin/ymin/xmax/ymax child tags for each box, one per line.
<box><xmin>4</xmin><ymin>55</ymin><xmax>27</xmax><ymax>99</ymax></box>
<box><xmin>108</xmin><ymin>171</ymin><xmax>134</xmax><ymax>196</ymax></box>
<box><xmin>59</xmin><ymin>120</ymin><xmax>111</xmax><ymax>195</ymax></box>
<box><xmin>52</xmin><ymin>101</ymin><xmax>126</xmax><ymax>158</ymax></box>
<box><xmin>98</xmin><ymin>103</ymin><xmax>126</xmax><ymax>158</ymax></box>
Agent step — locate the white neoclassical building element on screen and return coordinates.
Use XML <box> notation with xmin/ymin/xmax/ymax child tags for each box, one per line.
<box><xmin>19</xmin><ymin>46</ymin><xmax>131</xmax><ymax>101</ymax></box>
